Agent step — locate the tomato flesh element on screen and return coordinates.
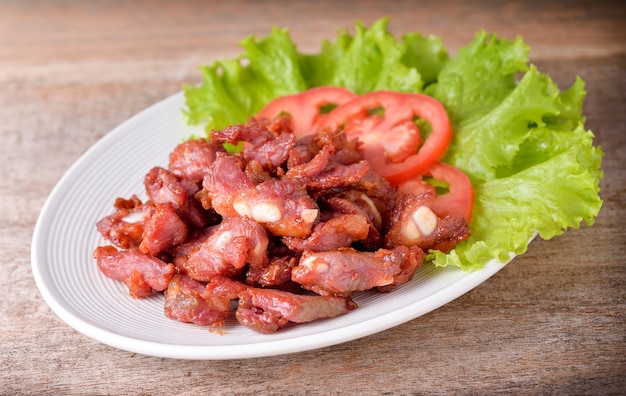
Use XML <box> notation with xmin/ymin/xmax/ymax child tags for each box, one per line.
<box><xmin>320</xmin><ymin>91</ymin><xmax>453</xmax><ymax>185</ymax></box>
<box><xmin>257</xmin><ymin>86</ymin><xmax>357</xmax><ymax>137</ymax></box>
<box><xmin>343</xmin><ymin>116</ymin><xmax>421</xmax><ymax>163</ymax></box>
<box><xmin>398</xmin><ymin>162</ymin><xmax>474</xmax><ymax>224</ymax></box>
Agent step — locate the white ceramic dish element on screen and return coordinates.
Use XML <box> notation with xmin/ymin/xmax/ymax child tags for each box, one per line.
<box><xmin>31</xmin><ymin>92</ymin><xmax>515</xmax><ymax>360</ymax></box>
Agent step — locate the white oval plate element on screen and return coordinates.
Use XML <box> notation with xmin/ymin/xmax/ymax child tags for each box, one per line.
<box><xmin>31</xmin><ymin>92</ymin><xmax>515</xmax><ymax>360</ymax></box>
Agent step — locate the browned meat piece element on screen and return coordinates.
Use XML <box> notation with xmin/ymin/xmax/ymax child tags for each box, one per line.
<box><xmin>180</xmin><ymin>216</ymin><xmax>269</xmax><ymax>282</ymax></box>
<box><xmin>287</xmin><ymin>128</ymin><xmax>364</xmax><ymax>168</ymax></box>
<box><xmin>245</xmin><ymin>255</ymin><xmax>298</xmax><ymax>288</ymax></box>
<box><xmin>205</xmin><ymin>275</ymin><xmax>248</xmax><ymax>299</ymax></box>
<box><xmin>316</xmin><ymin>171</ymin><xmax>395</xmax><ymax>239</ymax></box>
<box><xmin>198</xmin><ymin>153</ymin><xmax>319</xmax><ymax>238</ymax></box>
<box><xmin>285</xmin><ymin>128</ymin><xmax>370</xmax><ymax>190</ymax></box>
<box><xmin>291</xmin><ymin>247</ymin><xmax>415</xmax><ymax>296</ymax></box>
<box><xmin>284</xmin><ymin>141</ymin><xmax>371</xmax><ymax>191</ymax></box>
<box><xmin>232</xmin><ymin>179</ymin><xmax>319</xmax><ymax>238</ymax></box>
<box><xmin>96</xmin><ymin>195</ymin><xmax>150</xmax><ymax>249</ymax></box>
<box><xmin>327</xmin><ymin>190</ymin><xmax>386</xmax><ymax>231</ymax></box>
<box><xmin>263</xmin><ymin>114</ymin><xmax>294</xmax><ymax>135</ymax></box>
<box><xmin>324</xmin><ymin>133</ymin><xmax>364</xmax><ymax>166</ymax></box>
<box><xmin>385</xmin><ymin>192</ymin><xmax>470</xmax><ymax>253</ymax></box>
<box><xmin>204</xmin><ymin>276</ymin><xmax>357</xmax><ymax>334</ymax></box>
<box><xmin>237</xmin><ymin>287</ymin><xmax>356</xmax><ymax>334</ymax></box>
<box><xmin>325</xmin><ymin>195</ymin><xmax>384</xmax><ymax>251</ymax></box>
<box><xmin>286</xmin><ymin>143</ymin><xmax>334</xmax><ymax>179</ymax></box>
<box><xmin>168</xmin><ymin>138</ymin><xmax>223</xmax><ymax>183</ymax></box>
<box><xmin>145</xmin><ymin>166</ymin><xmax>187</xmax><ymax>207</ymax></box>
<box><xmin>306</xmin><ymin>160</ymin><xmax>371</xmax><ymax>191</ymax></box>
<box><xmin>354</xmin><ymin>169</ymin><xmax>398</xmax><ymax>215</ymax></box>
<box><xmin>248</xmin><ymin>130</ymin><xmax>297</xmax><ymax>172</ymax></box>
<box><xmin>144</xmin><ymin>166</ymin><xmax>208</xmax><ymax>228</ymax></box>
<box><xmin>93</xmin><ymin>246</ymin><xmax>176</xmax><ymax>298</ymax></box>
<box><xmin>167</xmin><ymin>225</ymin><xmax>218</xmax><ymax>259</ymax></box>
<box><xmin>246</xmin><ymin>257</ymin><xmax>290</xmax><ymax>287</ymax></box>
<box><xmin>212</xmin><ymin>119</ymin><xmax>276</xmax><ymax>147</ymax></box>
<box><xmin>244</xmin><ymin>159</ymin><xmax>273</xmax><ymax>184</ymax></box>
<box><xmin>377</xmin><ymin>245</ymin><xmax>425</xmax><ymax>292</ymax></box>
<box><xmin>164</xmin><ymin>275</ymin><xmax>232</xmax><ymax>326</ymax></box>
<box><xmin>314</xmin><ymin>127</ymin><xmax>366</xmax><ymax>165</ymax></box>
<box><xmin>113</xmin><ymin>195</ymin><xmax>144</xmax><ymax>210</ymax></box>
<box><xmin>139</xmin><ymin>203</ymin><xmax>189</xmax><ymax>257</ymax></box>
<box><xmin>282</xmin><ymin>213</ymin><xmax>370</xmax><ymax>252</ymax></box>
<box><xmin>179</xmin><ymin>178</ymin><xmax>223</xmax><ymax>227</ymax></box>
<box><xmin>287</xmin><ymin>134</ymin><xmax>317</xmax><ymax>168</ymax></box>
<box><xmin>197</xmin><ymin>153</ymin><xmax>254</xmax><ymax>217</ymax></box>
<box><xmin>211</xmin><ymin>118</ymin><xmax>296</xmax><ymax>172</ymax></box>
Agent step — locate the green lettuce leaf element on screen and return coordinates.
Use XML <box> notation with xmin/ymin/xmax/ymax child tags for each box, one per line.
<box><xmin>430</xmin><ymin>123</ymin><xmax>603</xmax><ymax>270</ymax></box>
<box><xmin>182</xmin><ymin>19</ymin><xmax>603</xmax><ymax>271</ymax></box>
<box><xmin>425</xmin><ymin>31</ymin><xmax>602</xmax><ymax>269</ymax></box>
<box><xmin>183</xmin><ymin>27</ymin><xmax>306</xmax><ymax>131</ymax></box>
<box><xmin>442</xmin><ymin>66</ymin><xmax>564</xmax><ymax>184</ymax></box>
<box><xmin>426</xmin><ymin>31</ymin><xmax>529</xmax><ymax>126</ymax></box>
<box><xmin>300</xmin><ymin>18</ymin><xmax>425</xmax><ymax>94</ymax></box>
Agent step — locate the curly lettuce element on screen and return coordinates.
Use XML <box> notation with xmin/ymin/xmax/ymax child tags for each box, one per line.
<box><xmin>182</xmin><ymin>18</ymin><xmax>603</xmax><ymax>271</ymax></box>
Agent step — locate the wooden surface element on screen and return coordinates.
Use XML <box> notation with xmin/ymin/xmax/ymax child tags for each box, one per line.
<box><xmin>1</xmin><ymin>0</ymin><xmax>625</xmax><ymax>394</ymax></box>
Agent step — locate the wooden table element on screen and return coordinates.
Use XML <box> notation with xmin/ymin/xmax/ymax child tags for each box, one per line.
<box><xmin>2</xmin><ymin>0</ymin><xmax>624</xmax><ymax>393</ymax></box>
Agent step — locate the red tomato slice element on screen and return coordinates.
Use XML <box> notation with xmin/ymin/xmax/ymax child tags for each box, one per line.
<box><xmin>256</xmin><ymin>86</ymin><xmax>357</xmax><ymax>137</ymax></box>
<box><xmin>342</xmin><ymin>116</ymin><xmax>421</xmax><ymax>163</ymax></box>
<box><xmin>397</xmin><ymin>161</ymin><xmax>474</xmax><ymax>224</ymax></box>
<box><xmin>320</xmin><ymin>91</ymin><xmax>453</xmax><ymax>185</ymax></box>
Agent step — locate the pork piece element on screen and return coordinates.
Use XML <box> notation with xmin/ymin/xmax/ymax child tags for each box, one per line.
<box><xmin>245</xmin><ymin>255</ymin><xmax>298</xmax><ymax>288</ymax></box>
<box><xmin>205</xmin><ymin>277</ymin><xmax>356</xmax><ymax>334</ymax></box>
<box><xmin>291</xmin><ymin>246</ymin><xmax>419</xmax><ymax>296</ymax></box>
<box><xmin>384</xmin><ymin>192</ymin><xmax>470</xmax><ymax>253</ymax></box>
<box><xmin>355</xmin><ymin>169</ymin><xmax>397</xmax><ymax>215</ymax></box>
<box><xmin>139</xmin><ymin>203</ymin><xmax>188</xmax><ymax>257</ymax></box>
<box><xmin>212</xmin><ymin>117</ymin><xmax>286</xmax><ymax>148</ymax></box>
<box><xmin>168</xmin><ymin>138</ymin><xmax>222</xmax><ymax>183</ymax></box>
<box><xmin>96</xmin><ymin>195</ymin><xmax>150</xmax><ymax>249</ymax></box>
<box><xmin>196</xmin><ymin>153</ymin><xmax>254</xmax><ymax>217</ymax></box>
<box><xmin>144</xmin><ymin>166</ymin><xmax>207</xmax><ymax>228</ymax></box>
<box><xmin>287</xmin><ymin>128</ymin><xmax>364</xmax><ymax>169</ymax></box>
<box><xmin>198</xmin><ymin>153</ymin><xmax>319</xmax><ymax>238</ymax></box>
<box><xmin>327</xmin><ymin>190</ymin><xmax>386</xmax><ymax>231</ymax></box>
<box><xmin>211</xmin><ymin>118</ymin><xmax>296</xmax><ymax>172</ymax></box>
<box><xmin>282</xmin><ymin>213</ymin><xmax>370</xmax><ymax>252</ymax></box>
<box><xmin>180</xmin><ymin>216</ymin><xmax>269</xmax><ymax>282</ymax></box>
<box><xmin>205</xmin><ymin>274</ymin><xmax>248</xmax><ymax>299</ymax></box>
<box><xmin>232</xmin><ymin>179</ymin><xmax>319</xmax><ymax>238</ymax></box>
<box><xmin>287</xmin><ymin>134</ymin><xmax>317</xmax><ymax>168</ymax></box>
<box><xmin>284</xmin><ymin>140</ymin><xmax>370</xmax><ymax>191</ymax></box>
<box><xmin>93</xmin><ymin>246</ymin><xmax>176</xmax><ymax>298</ymax></box>
<box><xmin>244</xmin><ymin>159</ymin><xmax>273</xmax><ymax>184</ymax></box>
<box><xmin>316</xmin><ymin>127</ymin><xmax>365</xmax><ymax>165</ymax></box>
<box><xmin>164</xmin><ymin>275</ymin><xmax>232</xmax><ymax>326</ymax></box>
<box><xmin>324</xmin><ymin>195</ymin><xmax>384</xmax><ymax>251</ymax></box>
<box><xmin>377</xmin><ymin>245</ymin><xmax>425</xmax><ymax>291</ymax></box>
<box><xmin>167</xmin><ymin>225</ymin><xmax>219</xmax><ymax>259</ymax></box>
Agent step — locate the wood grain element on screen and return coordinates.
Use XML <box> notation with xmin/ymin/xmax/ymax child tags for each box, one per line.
<box><xmin>1</xmin><ymin>0</ymin><xmax>624</xmax><ymax>394</ymax></box>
